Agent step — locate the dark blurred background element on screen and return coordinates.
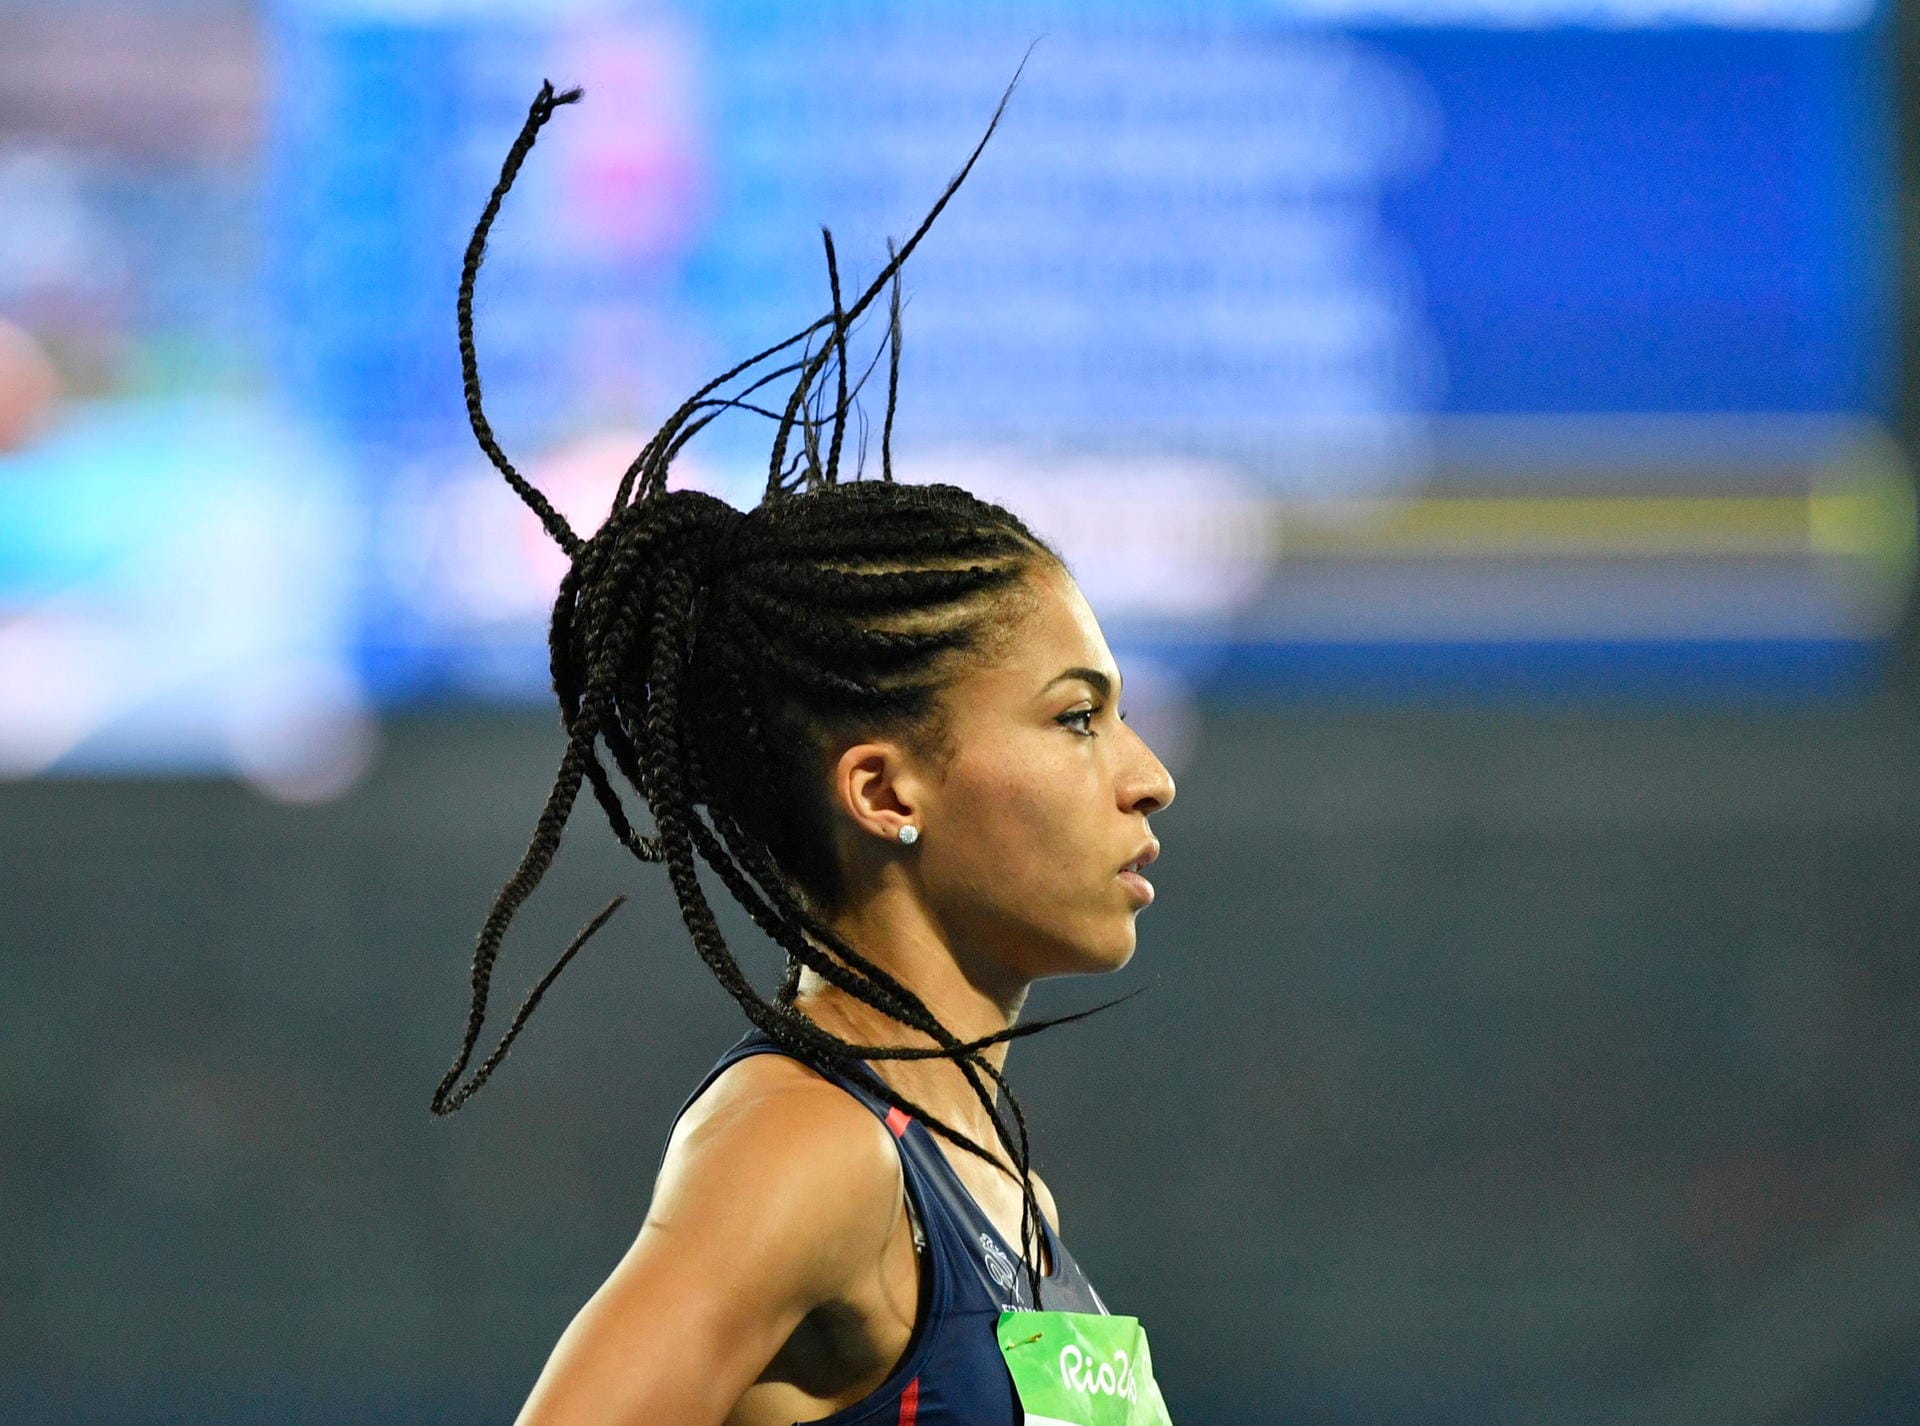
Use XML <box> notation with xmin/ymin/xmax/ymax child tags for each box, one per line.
<box><xmin>3</xmin><ymin>2</ymin><xmax>1917</xmax><ymax>1423</ymax></box>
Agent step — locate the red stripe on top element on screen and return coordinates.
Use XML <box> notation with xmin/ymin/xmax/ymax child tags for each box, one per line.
<box><xmin>885</xmin><ymin>1105</ymin><xmax>912</xmax><ymax>1138</ymax></box>
<box><xmin>896</xmin><ymin>1376</ymin><xmax>920</xmax><ymax>1425</ymax></box>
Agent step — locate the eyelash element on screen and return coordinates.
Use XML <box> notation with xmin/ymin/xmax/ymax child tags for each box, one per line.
<box><xmin>1058</xmin><ymin>704</ymin><xmax>1128</xmax><ymax>736</ymax></box>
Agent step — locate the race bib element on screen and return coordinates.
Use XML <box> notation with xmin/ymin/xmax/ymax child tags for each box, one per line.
<box><xmin>996</xmin><ymin>1310</ymin><xmax>1174</xmax><ymax>1426</ymax></box>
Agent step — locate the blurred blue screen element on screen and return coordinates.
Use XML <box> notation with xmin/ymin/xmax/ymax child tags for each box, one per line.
<box><xmin>0</xmin><ymin>0</ymin><xmax>1909</xmax><ymax>784</ymax></box>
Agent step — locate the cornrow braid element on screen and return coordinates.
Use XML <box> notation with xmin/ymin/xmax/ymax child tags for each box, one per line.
<box><xmin>431</xmin><ymin>56</ymin><xmax>1148</xmax><ymax>1308</ymax></box>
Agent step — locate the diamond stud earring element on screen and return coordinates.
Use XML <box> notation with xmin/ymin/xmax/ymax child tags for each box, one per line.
<box><xmin>897</xmin><ymin>824</ymin><xmax>920</xmax><ymax>845</ymax></box>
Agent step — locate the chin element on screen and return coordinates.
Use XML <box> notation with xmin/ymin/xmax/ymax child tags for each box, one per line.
<box><xmin>1019</xmin><ymin>908</ymin><xmax>1140</xmax><ymax>980</ymax></box>
<box><xmin>1068</xmin><ymin>924</ymin><xmax>1139</xmax><ymax>976</ymax></box>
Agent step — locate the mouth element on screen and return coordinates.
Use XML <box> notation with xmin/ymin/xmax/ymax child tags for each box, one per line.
<box><xmin>1117</xmin><ymin>840</ymin><xmax>1160</xmax><ymax>905</ymax></box>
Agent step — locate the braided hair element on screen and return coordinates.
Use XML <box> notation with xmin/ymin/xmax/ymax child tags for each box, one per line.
<box><xmin>431</xmin><ymin>69</ymin><xmax>1143</xmax><ymax>1308</ymax></box>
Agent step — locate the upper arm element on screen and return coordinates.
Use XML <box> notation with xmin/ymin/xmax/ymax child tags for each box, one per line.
<box><xmin>512</xmin><ymin>1068</ymin><xmax>903</xmax><ymax>1426</ymax></box>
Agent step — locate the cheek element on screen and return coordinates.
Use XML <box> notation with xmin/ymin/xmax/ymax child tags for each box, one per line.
<box><xmin>935</xmin><ymin>747</ymin><xmax>1093</xmax><ymax>897</ymax></box>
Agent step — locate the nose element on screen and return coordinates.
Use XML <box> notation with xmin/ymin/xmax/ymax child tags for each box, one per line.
<box><xmin>1123</xmin><ymin>726</ymin><xmax>1176</xmax><ymax>815</ymax></box>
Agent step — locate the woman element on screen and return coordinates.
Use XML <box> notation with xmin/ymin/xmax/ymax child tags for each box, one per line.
<box><xmin>433</xmin><ymin>80</ymin><xmax>1179</xmax><ymax>1426</ymax></box>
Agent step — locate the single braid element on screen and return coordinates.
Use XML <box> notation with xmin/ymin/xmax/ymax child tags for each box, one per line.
<box><xmin>883</xmin><ymin>238</ymin><xmax>903</xmax><ymax>483</ymax></box>
<box><xmin>822</xmin><ymin>228</ymin><xmax>852</xmax><ymax>485</ymax></box>
<box><xmin>456</xmin><ymin>80</ymin><xmax>586</xmax><ymax>558</ymax></box>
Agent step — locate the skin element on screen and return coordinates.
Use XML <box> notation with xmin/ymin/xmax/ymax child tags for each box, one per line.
<box><xmin>513</xmin><ymin>562</ymin><xmax>1177</xmax><ymax>1426</ymax></box>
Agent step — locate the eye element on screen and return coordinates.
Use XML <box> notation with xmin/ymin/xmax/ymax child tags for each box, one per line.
<box><xmin>1057</xmin><ymin>705</ymin><xmax>1100</xmax><ymax>736</ymax></box>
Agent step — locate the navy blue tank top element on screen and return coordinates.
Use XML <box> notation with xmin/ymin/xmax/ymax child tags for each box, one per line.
<box><xmin>662</xmin><ymin>1025</ymin><xmax>1111</xmax><ymax>1425</ymax></box>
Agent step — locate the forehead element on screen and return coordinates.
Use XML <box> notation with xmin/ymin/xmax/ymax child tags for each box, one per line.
<box><xmin>969</xmin><ymin>566</ymin><xmax>1118</xmax><ymax>702</ymax></box>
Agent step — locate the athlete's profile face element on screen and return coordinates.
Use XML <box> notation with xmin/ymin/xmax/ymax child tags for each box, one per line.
<box><xmin>910</xmin><ymin>563</ymin><xmax>1176</xmax><ymax>987</ymax></box>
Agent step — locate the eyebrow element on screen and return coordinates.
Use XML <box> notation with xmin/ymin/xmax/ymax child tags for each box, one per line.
<box><xmin>1042</xmin><ymin>666</ymin><xmax>1123</xmax><ymax>702</ymax></box>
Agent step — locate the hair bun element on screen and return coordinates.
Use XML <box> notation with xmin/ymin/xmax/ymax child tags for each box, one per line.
<box><xmin>621</xmin><ymin>487</ymin><xmax>749</xmax><ymax>579</ymax></box>
<box><xmin>702</xmin><ymin>501</ymin><xmax>751</xmax><ymax>579</ymax></box>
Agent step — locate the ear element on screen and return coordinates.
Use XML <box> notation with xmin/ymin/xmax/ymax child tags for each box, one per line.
<box><xmin>830</xmin><ymin>740</ymin><xmax>923</xmax><ymax>844</ymax></box>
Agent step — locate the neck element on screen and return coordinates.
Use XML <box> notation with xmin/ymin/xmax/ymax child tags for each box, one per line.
<box><xmin>788</xmin><ymin>894</ymin><xmax>1029</xmax><ymax>1172</ymax></box>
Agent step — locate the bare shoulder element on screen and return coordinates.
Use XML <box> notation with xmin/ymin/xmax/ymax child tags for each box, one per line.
<box><xmin>510</xmin><ymin>1051</ymin><xmax>908</xmax><ymax>1426</ymax></box>
<box><xmin>658</xmin><ymin>1050</ymin><xmax>905</xmax><ymax>1249</ymax></box>
<box><xmin>667</xmin><ymin>1048</ymin><xmax>893</xmax><ymax>1154</ymax></box>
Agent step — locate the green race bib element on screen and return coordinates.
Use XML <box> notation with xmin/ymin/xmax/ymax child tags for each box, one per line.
<box><xmin>996</xmin><ymin>1310</ymin><xmax>1174</xmax><ymax>1426</ymax></box>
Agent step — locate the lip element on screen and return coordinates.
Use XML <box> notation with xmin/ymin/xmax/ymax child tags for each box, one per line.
<box><xmin>1116</xmin><ymin>839</ymin><xmax>1160</xmax><ymax>907</ymax></box>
